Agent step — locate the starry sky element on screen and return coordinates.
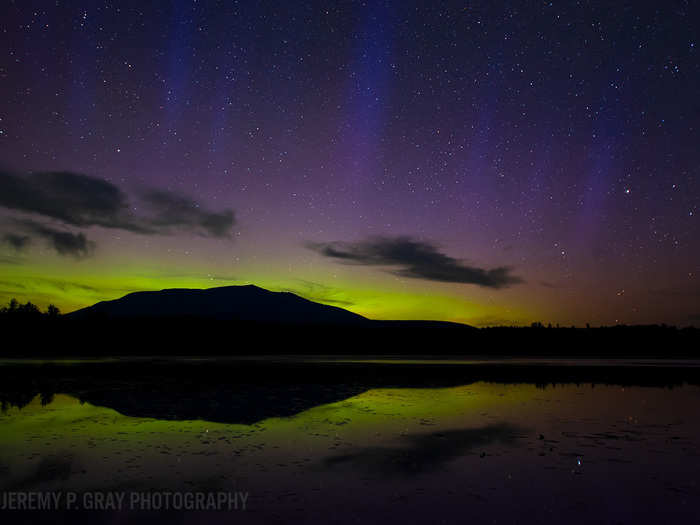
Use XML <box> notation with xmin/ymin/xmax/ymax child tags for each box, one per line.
<box><xmin>0</xmin><ymin>0</ymin><xmax>698</xmax><ymax>327</ymax></box>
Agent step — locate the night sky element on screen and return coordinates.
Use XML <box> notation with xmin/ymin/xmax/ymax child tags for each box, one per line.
<box><xmin>1</xmin><ymin>1</ymin><xmax>698</xmax><ymax>327</ymax></box>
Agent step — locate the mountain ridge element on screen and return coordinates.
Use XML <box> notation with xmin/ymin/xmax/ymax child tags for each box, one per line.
<box><xmin>66</xmin><ymin>284</ymin><xmax>372</xmax><ymax>325</ymax></box>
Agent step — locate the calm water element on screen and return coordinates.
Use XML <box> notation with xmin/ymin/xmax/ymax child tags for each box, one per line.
<box><xmin>1</xmin><ymin>359</ymin><xmax>699</xmax><ymax>524</ymax></box>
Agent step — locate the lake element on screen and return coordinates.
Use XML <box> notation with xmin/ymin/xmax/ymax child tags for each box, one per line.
<box><xmin>1</xmin><ymin>358</ymin><xmax>699</xmax><ymax>524</ymax></box>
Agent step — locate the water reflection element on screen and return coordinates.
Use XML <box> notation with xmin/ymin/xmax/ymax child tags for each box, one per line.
<box><xmin>9</xmin><ymin>456</ymin><xmax>74</xmax><ymax>490</ymax></box>
<box><xmin>2</xmin><ymin>358</ymin><xmax>699</xmax><ymax>423</ymax></box>
<box><xmin>325</xmin><ymin>423</ymin><xmax>524</xmax><ymax>476</ymax></box>
<box><xmin>0</xmin><ymin>361</ymin><xmax>699</xmax><ymax>524</ymax></box>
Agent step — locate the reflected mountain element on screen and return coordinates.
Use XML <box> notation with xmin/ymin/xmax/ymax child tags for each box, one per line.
<box><xmin>1</xmin><ymin>360</ymin><xmax>699</xmax><ymax>424</ymax></box>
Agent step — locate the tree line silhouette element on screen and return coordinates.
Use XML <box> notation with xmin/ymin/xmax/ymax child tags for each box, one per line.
<box><xmin>0</xmin><ymin>298</ymin><xmax>60</xmax><ymax>319</ymax></box>
<box><xmin>0</xmin><ymin>297</ymin><xmax>698</xmax><ymax>358</ymax></box>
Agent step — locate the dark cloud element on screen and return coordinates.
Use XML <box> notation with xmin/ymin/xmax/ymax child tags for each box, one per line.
<box><xmin>307</xmin><ymin>236</ymin><xmax>522</xmax><ymax>289</ymax></box>
<box><xmin>283</xmin><ymin>279</ymin><xmax>356</xmax><ymax>307</ymax></box>
<box><xmin>47</xmin><ymin>231</ymin><xmax>93</xmax><ymax>258</ymax></box>
<box><xmin>2</xmin><ymin>233</ymin><xmax>31</xmax><ymax>250</ymax></box>
<box><xmin>11</xmin><ymin>455</ymin><xmax>74</xmax><ymax>489</ymax></box>
<box><xmin>142</xmin><ymin>190</ymin><xmax>236</xmax><ymax>238</ymax></box>
<box><xmin>0</xmin><ymin>170</ymin><xmax>143</xmax><ymax>231</ymax></box>
<box><xmin>325</xmin><ymin>424</ymin><xmax>523</xmax><ymax>477</ymax></box>
<box><xmin>17</xmin><ymin>220</ymin><xmax>95</xmax><ymax>259</ymax></box>
<box><xmin>0</xmin><ymin>170</ymin><xmax>236</xmax><ymax>238</ymax></box>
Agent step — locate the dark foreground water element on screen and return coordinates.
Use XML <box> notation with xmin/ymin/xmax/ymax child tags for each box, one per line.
<box><xmin>1</xmin><ymin>358</ymin><xmax>699</xmax><ymax>524</ymax></box>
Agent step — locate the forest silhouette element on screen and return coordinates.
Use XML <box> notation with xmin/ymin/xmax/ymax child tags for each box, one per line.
<box><xmin>1</xmin><ymin>294</ymin><xmax>698</xmax><ymax>358</ymax></box>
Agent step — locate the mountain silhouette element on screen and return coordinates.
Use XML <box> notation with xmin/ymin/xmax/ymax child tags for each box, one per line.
<box><xmin>66</xmin><ymin>284</ymin><xmax>369</xmax><ymax>325</ymax></box>
<box><xmin>5</xmin><ymin>285</ymin><xmax>699</xmax><ymax>357</ymax></box>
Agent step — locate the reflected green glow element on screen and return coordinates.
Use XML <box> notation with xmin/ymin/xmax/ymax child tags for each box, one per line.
<box><xmin>1</xmin><ymin>382</ymin><xmax>699</xmax><ymax>498</ymax></box>
<box><xmin>0</xmin><ymin>384</ymin><xmax>539</xmax><ymax>490</ymax></box>
<box><xmin>2</xmin><ymin>378</ymin><xmax>699</xmax><ymax>522</ymax></box>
